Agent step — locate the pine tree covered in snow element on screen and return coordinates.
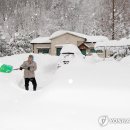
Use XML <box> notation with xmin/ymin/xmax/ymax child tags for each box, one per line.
<box><xmin>0</xmin><ymin>26</ymin><xmax>11</xmax><ymax>57</ymax></box>
<box><xmin>10</xmin><ymin>33</ymin><xmax>33</xmax><ymax>55</ymax></box>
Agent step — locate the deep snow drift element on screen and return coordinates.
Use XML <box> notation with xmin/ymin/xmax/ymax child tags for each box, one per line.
<box><xmin>0</xmin><ymin>53</ymin><xmax>130</xmax><ymax>130</ymax></box>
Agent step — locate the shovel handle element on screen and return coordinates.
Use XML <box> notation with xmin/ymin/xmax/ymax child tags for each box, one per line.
<box><xmin>13</xmin><ymin>68</ymin><xmax>20</xmax><ymax>70</ymax></box>
<box><xmin>13</xmin><ymin>67</ymin><xmax>27</xmax><ymax>70</ymax></box>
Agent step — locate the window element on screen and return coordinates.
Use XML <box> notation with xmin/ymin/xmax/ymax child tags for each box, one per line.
<box><xmin>90</xmin><ymin>48</ymin><xmax>103</xmax><ymax>53</ymax></box>
<box><xmin>38</xmin><ymin>48</ymin><xmax>49</xmax><ymax>54</ymax></box>
<box><xmin>90</xmin><ymin>48</ymin><xmax>96</xmax><ymax>53</ymax></box>
<box><xmin>80</xmin><ymin>49</ymin><xmax>86</xmax><ymax>55</ymax></box>
<box><xmin>56</xmin><ymin>48</ymin><xmax>62</xmax><ymax>56</ymax></box>
<box><xmin>96</xmin><ymin>50</ymin><xmax>103</xmax><ymax>53</ymax></box>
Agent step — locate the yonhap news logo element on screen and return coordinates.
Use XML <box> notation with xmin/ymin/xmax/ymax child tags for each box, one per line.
<box><xmin>98</xmin><ymin>115</ymin><xmax>130</xmax><ymax>127</ymax></box>
<box><xmin>98</xmin><ymin>115</ymin><xmax>109</xmax><ymax>127</ymax></box>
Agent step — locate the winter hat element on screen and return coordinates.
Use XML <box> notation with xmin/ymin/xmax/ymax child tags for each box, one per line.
<box><xmin>29</xmin><ymin>55</ymin><xmax>34</xmax><ymax>60</ymax></box>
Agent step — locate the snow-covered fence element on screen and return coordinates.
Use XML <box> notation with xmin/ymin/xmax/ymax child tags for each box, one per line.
<box><xmin>94</xmin><ymin>38</ymin><xmax>130</xmax><ymax>58</ymax></box>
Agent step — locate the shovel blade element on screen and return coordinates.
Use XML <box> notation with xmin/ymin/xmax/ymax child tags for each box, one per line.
<box><xmin>0</xmin><ymin>64</ymin><xmax>13</xmax><ymax>73</ymax></box>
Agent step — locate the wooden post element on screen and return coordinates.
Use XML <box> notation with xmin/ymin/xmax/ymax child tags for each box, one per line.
<box><xmin>112</xmin><ymin>0</ymin><xmax>115</xmax><ymax>40</ymax></box>
<box><xmin>33</xmin><ymin>43</ymin><xmax>35</xmax><ymax>53</ymax></box>
<box><xmin>104</xmin><ymin>46</ymin><xmax>107</xmax><ymax>58</ymax></box>
<box><xmin>105</xmin><ymin>48</ymin><xmax>107</xmax><ymax>58</ymax></box>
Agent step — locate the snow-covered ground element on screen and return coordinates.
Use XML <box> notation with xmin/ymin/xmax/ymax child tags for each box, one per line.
<box><xmin>0</xmin><ymin>53</ymin><xmax>130</xmax><ymax>130</ymax></box>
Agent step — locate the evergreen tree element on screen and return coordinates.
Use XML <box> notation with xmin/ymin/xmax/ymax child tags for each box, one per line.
<box><xmin>10</xmin><ymin>33</ymin><xmax>33</xmax><ymax>55</ymax></box>
<box><xmin>0</xmin><ymin>26</ymin><xmax>11</xmax><ymax>57</ymax></box>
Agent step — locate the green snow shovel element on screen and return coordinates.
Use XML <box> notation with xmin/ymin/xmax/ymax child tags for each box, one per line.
<box><xmin>0</xmin><ymin>64</ymin><xmax>13</xmax><ymax>73</ymax></box>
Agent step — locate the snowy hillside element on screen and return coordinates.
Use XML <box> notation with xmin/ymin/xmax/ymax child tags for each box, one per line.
<box><xmin>0</xmin><ymin>54</ymin><xmax>130</xmax><ymax>130</ymax></box>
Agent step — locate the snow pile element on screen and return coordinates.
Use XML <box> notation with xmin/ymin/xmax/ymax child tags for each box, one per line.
<box><xmin>85</xmin><ymin>53</ymin><xmax>104</xmax><ymax>64</ymax></box>
<box><xmin>0</xmin><ymin>54</ymin><xmax>130</xmax><ymax>130</ymax></box>
<box><xmin>52</xmin><ymin>56</ymin><xmax>129</xmax><ymax>90</ymax></box>
<box><xmin>60</xmin><ymin>44</ymin><xmax>82</xmax><ymax>55</ymax></box>
<box><xmin>121</xmin><ymin>55</ymin><xmax>130</xmax><ymax>66</ymax></box>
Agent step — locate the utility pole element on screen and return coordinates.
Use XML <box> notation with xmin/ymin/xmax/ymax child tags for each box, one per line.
<box><xmin>112</xmin><ymin>0</ymin><xmax>115</xmax><ymax>40</ymax></box>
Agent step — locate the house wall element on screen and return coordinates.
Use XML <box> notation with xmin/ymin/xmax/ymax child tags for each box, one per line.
<box><xmin>50</xmin><ymin>33</ymin><xmax>85</xmax><ymax>55</ymax></box>
<box><xmin>97</xmin><ymin>50</ymin><xmax>111</xmax><ymax>58</ymax></box>
<box><xmin>32</xmin><ymin>43</ymin><xmax>51</xmax><ymax>53</ymax></box>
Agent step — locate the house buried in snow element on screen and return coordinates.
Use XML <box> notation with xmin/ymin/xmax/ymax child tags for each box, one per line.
<box><xmin>31</xmin><ymin>30</ymin><xmax>108</xmax><ymax>56</ymax></box>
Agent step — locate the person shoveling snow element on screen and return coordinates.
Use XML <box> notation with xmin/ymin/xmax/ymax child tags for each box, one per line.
<box><xmin>20</xmin><ymin>55</ymin><xmax>37</xmax><ymax>91</ymax></box>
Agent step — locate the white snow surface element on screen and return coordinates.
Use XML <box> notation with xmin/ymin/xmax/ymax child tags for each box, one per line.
<box><xmin>31</xmin><ymin>37</ymin><xmax>51</xmax><ymax>43</ymax></box>
<box><xmin>86</xmin><ymin>35</ymin><xmax>109</xmax><ymax>42</ymax></box>
<box><xmin>95</xmin><ymin>38</ymin><xmax>130</xmax><ymax>48</ymax></box>
<box><xmin>0</xmin><ymin>53</ymin><xmax>130</xmax><ymax>130</ymax></box>
<box><xmin>60</xmin><ymin>44</ymin><xmax>82</xmax><ymax>55</ymax></box>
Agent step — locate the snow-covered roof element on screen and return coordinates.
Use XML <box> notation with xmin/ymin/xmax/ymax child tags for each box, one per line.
<box><xmin>95</xmin><ymin>38</ymin><xmax>130</xmax><ymax>48</ymax></box>
<box><xmin>50</xmin><ymin>30</ymin><xmax>87</xmax><ymax>39</ymax></box>
<box><xmin>31</xmin><ymin>37</ymin><xmax>51</xmax><ymax>44</ymax></box>
<box><xmin>119</xmin><ymin>38</ymin><xmax>130</xmax><ymax>46</ymax></box>
<box><xmin>60</xmin><ymin>44</ymin><xmax>82</xmax><ymax>55</ymax></box>
<box><xmin>31</xmin><ymin>31</ymin><xmax>109</xmax><ymax>44</ymax></box>
<box><xmin>50</xmin><ymin>30</ymin><xmax>109</xmax><ymax>43</ymax></box>
<box><xmin>86</xmin><ymin>36</ymin><xmax>109</xmax><ymax>42</ymax></box>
